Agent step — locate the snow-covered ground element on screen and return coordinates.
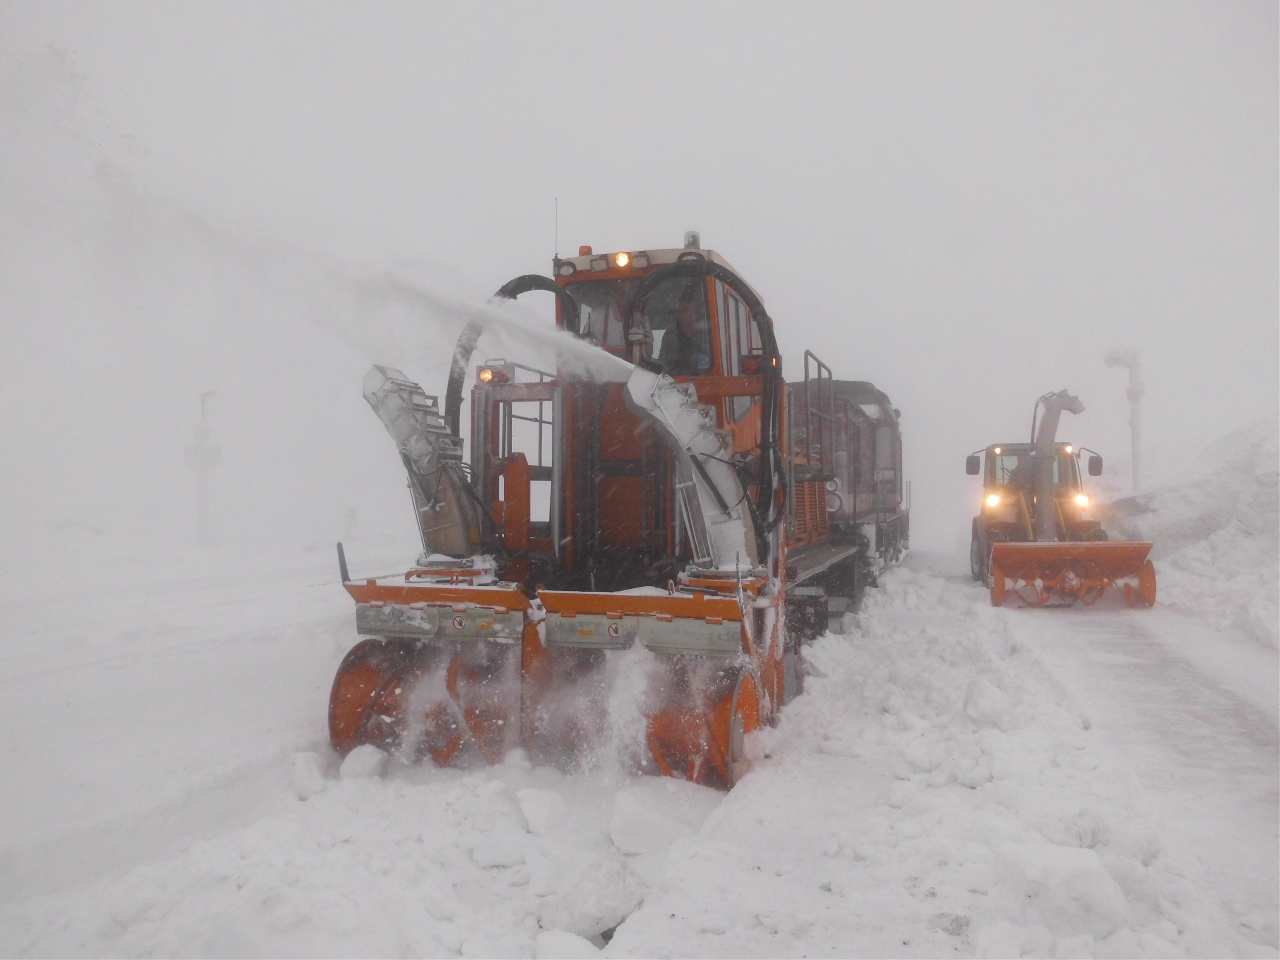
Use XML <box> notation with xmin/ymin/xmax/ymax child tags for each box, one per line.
<box><xmin>1105</xmin><ymin>420</ymin><xmax>1279</xmax><ymax>650</ymax></box>
<box><xmin>0</xmin><ymin>529</ymin><xmax>1274</xmax><ymax>957</ymax></box>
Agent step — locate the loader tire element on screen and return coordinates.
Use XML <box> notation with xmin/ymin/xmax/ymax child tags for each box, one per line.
<box><xmin>970</xmin><ymin>536</ymin><xmax>988</xmax><ymax>583</ymax></box>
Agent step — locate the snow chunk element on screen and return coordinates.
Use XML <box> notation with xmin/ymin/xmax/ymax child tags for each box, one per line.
<box><xmin>338</xmin><ymin>744</ymin><xmax>386</xmax><ymax>779</ymax></box>
<box><xmin>610</xmin><ymin>789</ymin><xmax>687</xmax><ymax>855</ymax></box>
<box><xmin>964</xmin><ymin>677</ymin><xmax>1010</xmax><ymax>728</ymax></box>
<box><xmin>998</xmin><ymin>842</ymin><xmax>1132</xmax><ymax>940</ymax></box>
<box><xmin>608</xmin><ymin>779</ymin><xmax>720</xmax><ymax>855</ymax></box>
<box><xmin>290</xmin><ymin>751</ymin><xmax>326</xmax><ymax>800</ymax></box>
<box><xmin>536</xmin><ymin>850</ymin><xmax>643</xmax><ymax>939</ymax></box>
<box><xmin>535</xmin><ymin>929</ymin><xmax>602</xmax><ymax>959</ymax></box>
<box><xmin>471</xmin><ymin>828</ymin><xmax>528</xmax><ymax>868</ymax></box>
<box><xmin>517</xmin><ymin>788</ymin><xmax>566</xmax><ymax>834</ymax></box>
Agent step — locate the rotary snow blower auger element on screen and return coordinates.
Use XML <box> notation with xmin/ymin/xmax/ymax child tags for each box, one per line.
<box><xmin>329</xmin><ymin>234</ymin><xmax>909</xmax><ymax>788</ymax></box>
<box><xmin>965</xmin><ymin>390</ymin><xmax>1156</xmax><ymax>609</ymax></box>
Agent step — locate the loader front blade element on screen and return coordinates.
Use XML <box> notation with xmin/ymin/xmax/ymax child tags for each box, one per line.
<box><xmin>989</xmin><ymin>541</ymin><xmax>1156</xmax><ymax>608</ymax></box>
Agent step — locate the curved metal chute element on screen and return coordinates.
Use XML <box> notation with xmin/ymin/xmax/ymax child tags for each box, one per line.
<box><xmin>443</xmin><ymin>275</ymin><xmax>581</xmax><ymax>437</ymax></box>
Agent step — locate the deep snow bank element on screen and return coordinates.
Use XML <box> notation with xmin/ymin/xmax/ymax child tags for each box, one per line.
<box><xmin>1104</xmin><ymin>420</ymin><xmax>1279</xmax><ymax>648</ymax></box>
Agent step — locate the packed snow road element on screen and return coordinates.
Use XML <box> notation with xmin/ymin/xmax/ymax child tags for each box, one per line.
<box><xmin>1003</xmin><ymin>601</ymin><xmax>1279</xmax><ymax>947</ymax></box>
<box><xmin>0</xmin><ymin>546</ymin><xmax>1275</xmax><ymax>958</ymax></box>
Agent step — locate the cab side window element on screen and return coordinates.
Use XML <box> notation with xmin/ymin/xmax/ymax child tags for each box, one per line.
<box><xmin>722</xmin><ymin>288</ymin><xmax>762</xmax><ymax>421</ymax></box>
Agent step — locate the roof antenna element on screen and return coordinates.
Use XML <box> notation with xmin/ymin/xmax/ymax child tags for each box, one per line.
<box><xmin>554</xmin><ymin>197</ymin><xmax>559</xmax><ymax>259</ymax></box>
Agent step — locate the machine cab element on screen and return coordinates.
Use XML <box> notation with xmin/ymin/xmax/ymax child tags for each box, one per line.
<box><xmin>552</xmin><ymin>243</ymin><xmax>770</xmax><ymax>438</ymax></box>
<box><xmin>968</xmin><ymin>442</ymin><xmax>1103</xmax><ymax>541</ymax></box>
<box><xmin>984</xmin><ymin>443</ymin><xmax>1081</xmax><ymax>493</ymax></box>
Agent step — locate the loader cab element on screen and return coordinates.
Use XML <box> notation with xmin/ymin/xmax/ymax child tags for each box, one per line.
<box><xmin>984</xmin><ymin>443</ymin><xmax>1081</xmax><ymax>492</ymax></box>
<box><xmin>968</xmin><ymin>441</ymin><xmax>1107</xmax><ymax>580</ymax></box>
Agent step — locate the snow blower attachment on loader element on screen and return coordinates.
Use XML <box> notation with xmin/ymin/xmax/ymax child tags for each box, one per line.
<box><xmin>966</xmin><ymin>390</ymin><xmax>1156</xmax><ymax>608</ymax></box>
<box><xmin>330</xmin><ymin>237</ymin><xmax>909</xmax><ymax>787</ymax></box>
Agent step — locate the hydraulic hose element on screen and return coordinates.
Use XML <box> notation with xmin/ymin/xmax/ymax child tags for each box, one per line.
<box><xmin>443</xmin><ymin>275</ymin><xmax>581</xmax><ymax>437</ymax></box>
<box><xmin>630</xmin><ymin>259</ymin><xmax>786</xmax><ymax>548</ymax></box>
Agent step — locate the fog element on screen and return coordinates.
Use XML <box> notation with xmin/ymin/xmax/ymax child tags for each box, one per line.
<box><xmin>2</xmin><ymin>1</ymin><xmax>1275</xmax><ymax>559</ymax></box>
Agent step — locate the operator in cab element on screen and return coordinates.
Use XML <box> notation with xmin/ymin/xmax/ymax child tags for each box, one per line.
<box><xmin>654</xmin><ymin>283</ymin><xmax>712</xmax><ymax>375</ymax></box>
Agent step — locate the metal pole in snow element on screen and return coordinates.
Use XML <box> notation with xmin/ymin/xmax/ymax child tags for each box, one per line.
<box><xmin>1104</xmin><ymin>350</ymin><xmax>1144</xmax><ymax>494</ymax></box>
<box><xmin>185</xmin><ymin>391</ymin><xmax>220</xmax><ymax>546</ymax></box>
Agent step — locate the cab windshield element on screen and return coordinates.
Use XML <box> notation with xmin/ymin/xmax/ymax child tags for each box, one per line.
<box><xmin>989</xmin><ymin>446</ymin><xmax>1080</xmax><ymax>489</ymax></box>
<box><xmin>562</xmin><ymin>277</ymin><xmax>712</xmax><ymax>374</ymax></box>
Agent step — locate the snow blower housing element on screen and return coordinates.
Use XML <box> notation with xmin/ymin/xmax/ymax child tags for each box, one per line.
<box><xmin>330</xmin><ymin>239</ymin><xmax>909</xmax><ymax>788</ymax></box>
<box><xmin>966</xmin><ymin>390</ymin><xmax>1156</xmax><ymax>608</ymax></box>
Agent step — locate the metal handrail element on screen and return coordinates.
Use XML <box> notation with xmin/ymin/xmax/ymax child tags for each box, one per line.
<box><xmin>497</xmin><ymin>361</ymin><xmax>556</xmax><ymax>466</ymax></box>
<box><xmin>802</xmin><ymin>350</ymin><xmax>834</xmax><ymax>478</ymax></box>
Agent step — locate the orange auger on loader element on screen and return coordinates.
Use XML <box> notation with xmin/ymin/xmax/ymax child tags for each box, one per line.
<box><xmin>328</xmin><ymin>233</ymin><xmax>910</xmax><ymax>788</ymax></box>
<box><xmin>966</xmin><ymin>390</ymin><xmax>1156</xmax><ymax>609</ymax></box>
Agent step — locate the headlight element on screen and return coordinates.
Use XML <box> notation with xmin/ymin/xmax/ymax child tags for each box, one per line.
<box><xmin>1074</xmin><ymin>493</ymin><xmax>1089</xmax><ymax>506</ymax></box>
<box><xmin>477</xmin><ymin>360</ymin><xmax>512</xmax><ymax>384</ymax></box>
<box><xmin>985</xmin><ymin>494</ymin><xmax>1001</xmax><ymax>507</ymax></box>
<box><xmin>614</xmin><ymin>252</ymin><xmax>630</xmax><ymax>268</ymax></box>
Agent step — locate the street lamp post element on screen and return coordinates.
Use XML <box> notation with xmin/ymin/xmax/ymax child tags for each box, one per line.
<box><xmin>1104</xmin><ymin>350</ymin><xmax>1144</xmax><ymax>494</ymax></box>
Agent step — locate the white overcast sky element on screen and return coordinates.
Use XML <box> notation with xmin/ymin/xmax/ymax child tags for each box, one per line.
<box><xmin>2</xmin><ymin>1</ymin><xmax>1276</xmax><ymax>550</ymax></box>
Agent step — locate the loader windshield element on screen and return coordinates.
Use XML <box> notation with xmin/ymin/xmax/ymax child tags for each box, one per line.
<box><xmin>989</xmin><ymin>446</ymin><xmax>1080</xmax><ymax>489</ymax></box>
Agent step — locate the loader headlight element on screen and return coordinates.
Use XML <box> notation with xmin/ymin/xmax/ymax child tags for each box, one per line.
<box><xmin>1074</xmin><ymin>493</ymin><xmax>1089</xmax><ymax>506</ymax></box>
<box><xmin>985</xmin><ymin>494</ymin><xmax>1001</xmax><ymax>507</ymax></box>
<box><xmin>1065</xmin><ymin>445</ymin><xmax>1073</xmax><ymax>454</ymax></box>
<box><xmin>614</xmin><ymin>252</ymin><xmax>630</xmax><ymax>268</ymax></box>
<box><xmin>478</xmin><ymin>367</ymin><xmax>495</xmax><ymax>383</ymax></box>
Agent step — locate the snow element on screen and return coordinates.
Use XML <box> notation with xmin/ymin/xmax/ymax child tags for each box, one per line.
<box><xmin>1</xmin><ymin>535</ymin><xmax>1274</xmax><ymax>958</ymax></box>
<box><xmin>340</xmin><ymin>744</ymin><xmax>389</xmax><ymax>780</ymax></box>
<box><xmin>290</xmin><ymin>752</ymin><xmax>327</xmax><ymax>800</ymax></box>
<box><xmin>1104</xmin><ymin>419</ymin><xmax>1279</xmax><ymax>649</ymax></box>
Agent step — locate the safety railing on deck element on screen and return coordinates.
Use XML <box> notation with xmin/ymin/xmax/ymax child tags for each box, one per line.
<box><xmin>498</xmin><ymin>361</ymin><xmax>556</xmax><ymax>471</ymax></box>
<box><xmin>801</xmin><ymin>350</ymin><xmax>834</xmax><ymax>479</ymax></box>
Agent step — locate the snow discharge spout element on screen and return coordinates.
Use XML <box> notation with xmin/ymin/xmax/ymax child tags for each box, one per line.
<box><xmin>363</xmin><ymin>365</ymin><xmax>485</xmax><ymax>558</ymax></box>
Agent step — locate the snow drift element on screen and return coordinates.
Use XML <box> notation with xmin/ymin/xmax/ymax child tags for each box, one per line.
<box><xmin>1104</xmin><ymin>420</ymin><xmax>1279</xmax><ymax>648</ymax></box>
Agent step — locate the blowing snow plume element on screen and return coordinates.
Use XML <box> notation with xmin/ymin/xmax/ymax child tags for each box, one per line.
<box><xmin>0</xmin><ymin>46</ymin><xmax>612</xmax><ymax>562</ymax></box>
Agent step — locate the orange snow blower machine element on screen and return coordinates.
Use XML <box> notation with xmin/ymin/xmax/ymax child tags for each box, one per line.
<box><xmin>966</xmin><ymin>390</ymin><xmax>1155</xmax><ymax>609</ymax></box>
<box><xmin>329</xmin><ymin>233</ymin><xmax>909</xmax><ymax>788</ymax></box>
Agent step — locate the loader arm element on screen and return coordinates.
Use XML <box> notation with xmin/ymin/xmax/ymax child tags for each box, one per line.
<box><xmin>1030</xmin><ymin>389</ymin><xmax>1085</xmax><ymax>541</ymax></box>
